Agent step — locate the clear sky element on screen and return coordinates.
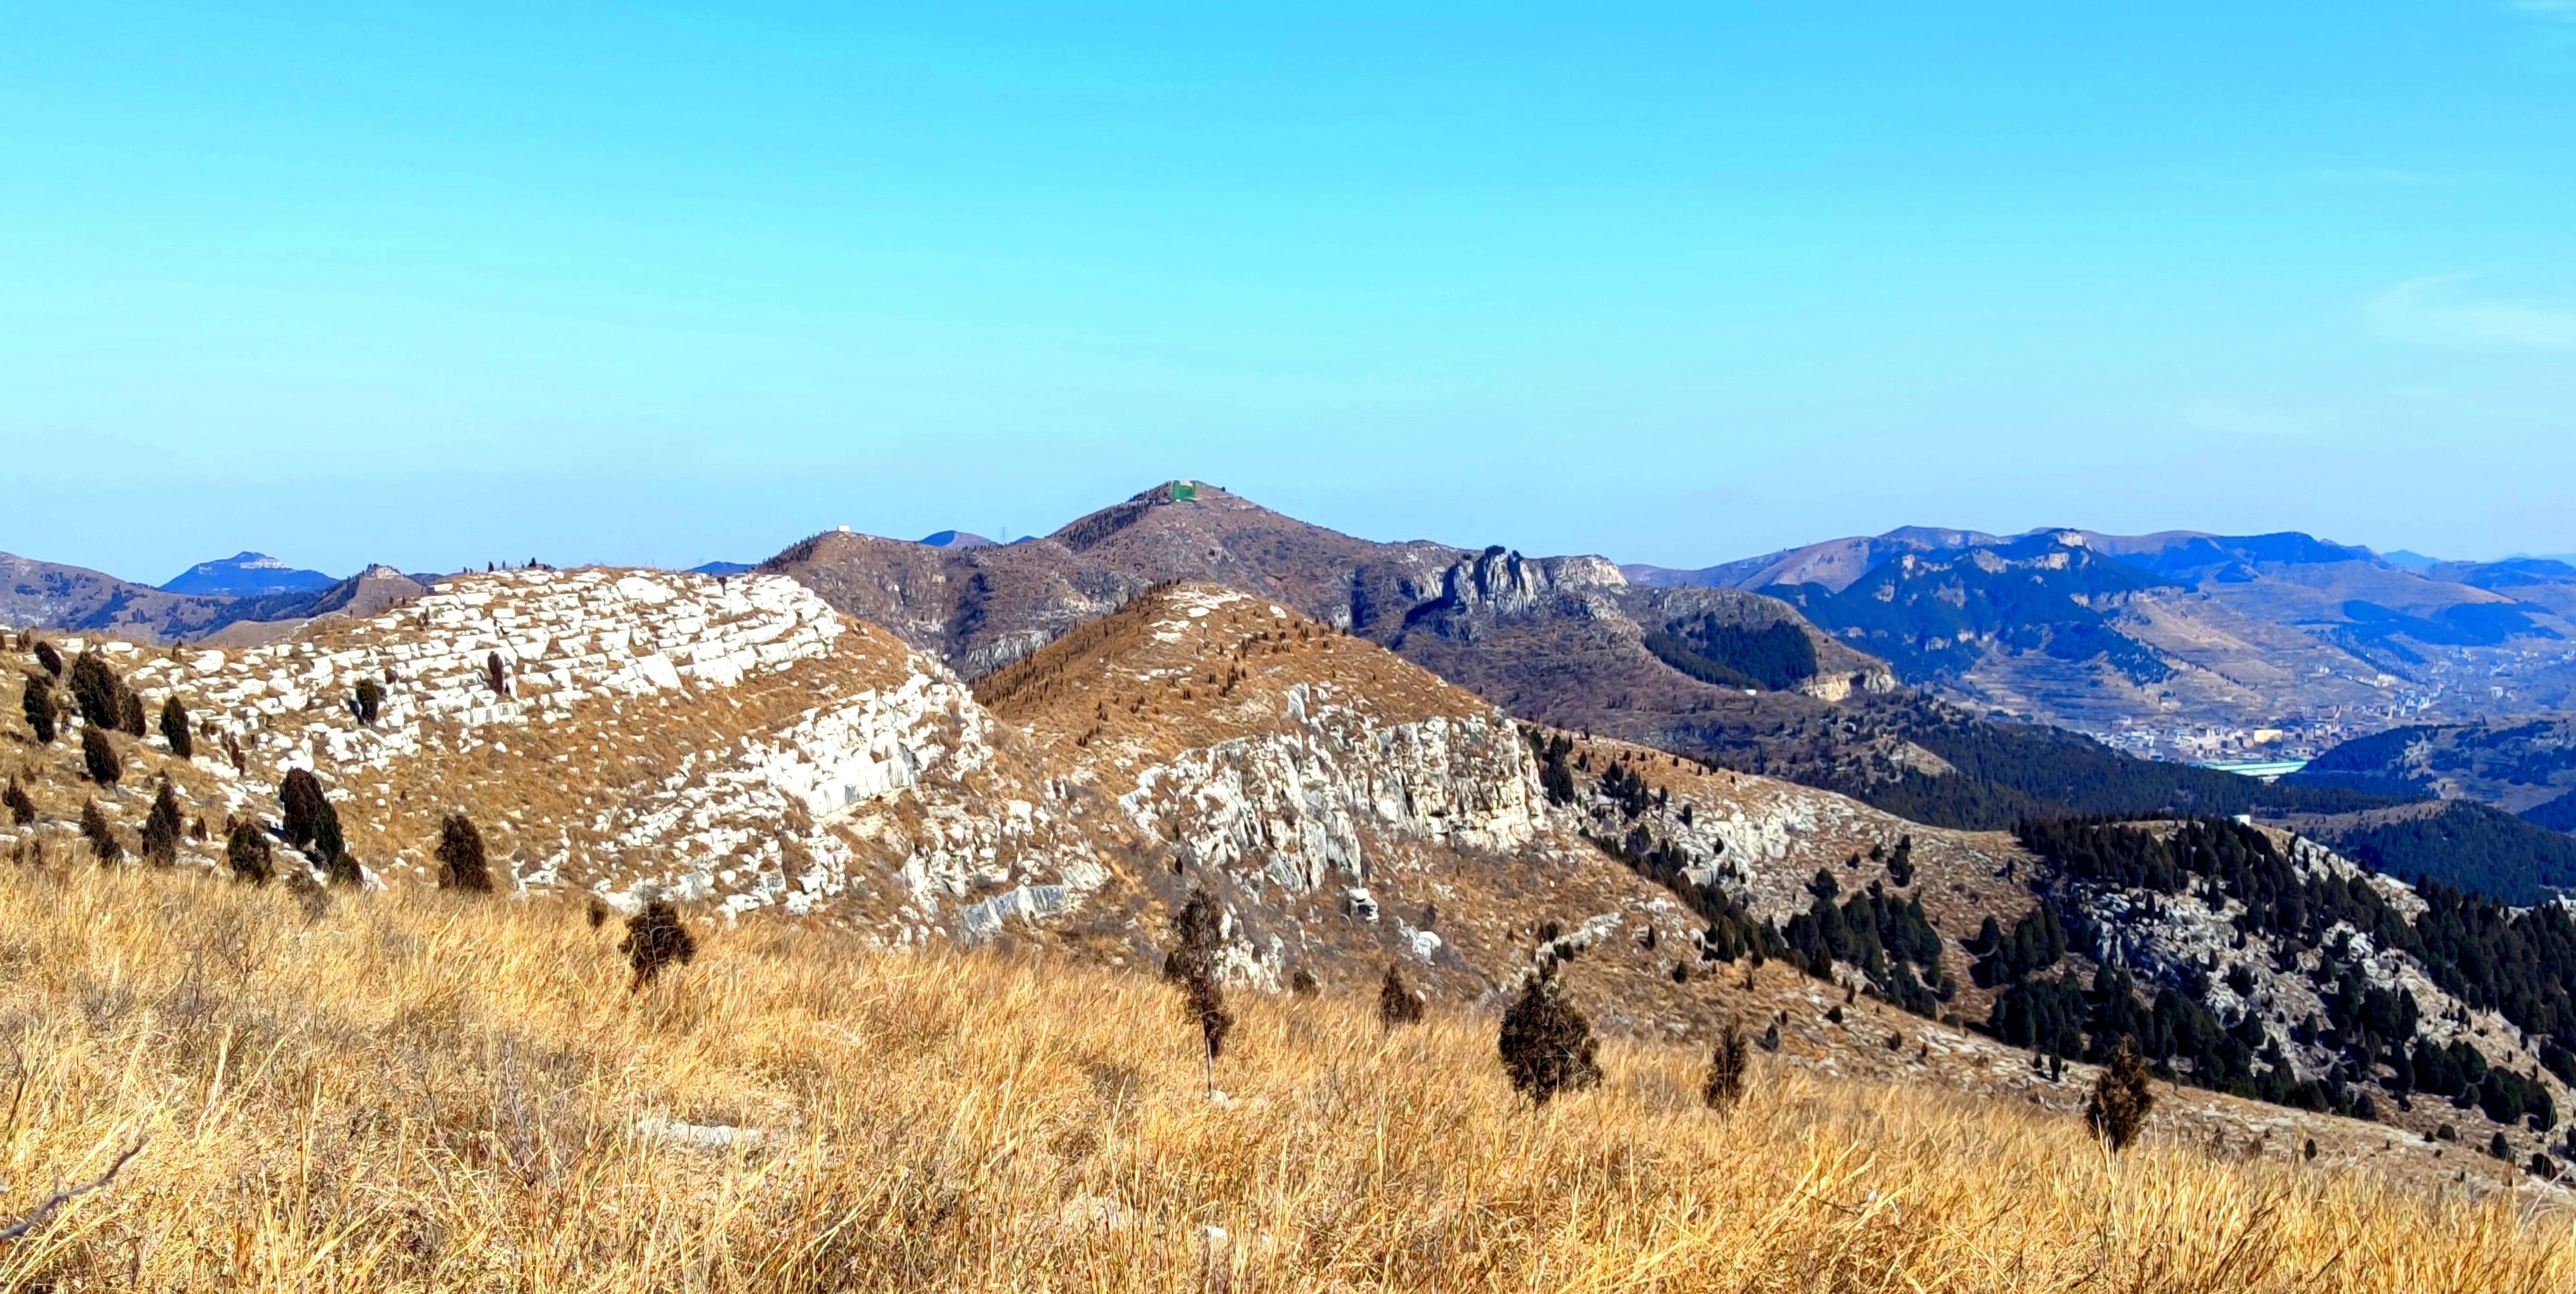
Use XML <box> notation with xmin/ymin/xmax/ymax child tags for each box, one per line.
<box><xmin>4</xmin><ymin>3</ymin><xmax>2573</xmax><ymax>582</ymax></box>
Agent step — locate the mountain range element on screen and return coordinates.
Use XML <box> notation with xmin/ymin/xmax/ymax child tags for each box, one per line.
<box><xmin>12</xmin><ymin>558</ymin><xmax>2576</xmax><ymax>1194</ymax></box>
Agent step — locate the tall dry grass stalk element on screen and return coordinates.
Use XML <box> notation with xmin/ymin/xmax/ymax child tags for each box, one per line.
<box><xmin>0</xmin><ymin>863</ymin><xmax>2568</xmax><ymax>1291</ymax></box>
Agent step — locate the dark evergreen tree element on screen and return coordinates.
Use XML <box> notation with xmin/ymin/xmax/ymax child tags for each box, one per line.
<box><xmin>32</xmin><ymin>640</ymin><xmax>63</xmax><ymax>677</ymax></box>
<box><xmin>309</xmin><ymin>798</ymin><xmax>346</xmax><ymax>871</ymax></box>
<box><xmin>3</xmin><ymin>777</ymin><xmax>32</xmax><ymax>827</ymax></box>
<box><xmin>1498</xmin><ymin>963</ymin><xmax>1601</xmax><ymax>1105</ymax></box>
<box><xmin>140</xmin><ymin>780</ymin><xmax>182</xmax><ymax>865</ymax></box>
<box><xmin>225</xmin><ymin>819</ymin><xmax>273</xmax><ymax>884</ymax></box>
<box><xmin>619</xmin><ymin>901</ymin><xmax>699</xmax><ymax>990</ymax></box>
<box><xmin>1165</xmin><ymin>888</ymin><xmax>1233</xmax><ymax>1093</ymax></box>
<box><xmin>1704</xmin><ymin>1019</ymin><xmax>1750</xmax><ymax>1110</ymax></box>
<box><xmin>158</xmin><ymin>695</ymin><xmax>193</xmax><ymax>759</ymax></box>
<box><xmin>353</xmin><ymin>677</ymin><xmax>382</xmax><ymax>727</ymax></box>
<box><xmin>2087</xmin><ymin>1036</ymin><xmax>2156</xmax><ymax>1151</ymax></box>
<box><xmin>18</xmin><ymin>673</ymin><xmax>54</xmax><ymax>745</ymax></box>
<box><xmin>81</xmin><ymin>726</ymin><xmax>121</xmax><ymax>786</ymax></box>
<box><xmin>486</xmin><ymin>651</ymin><xmax>509</xmax><ymax>696</ymax></box>
<box><xmin>79</xmin><ymin>799</ymin><xmax>122</xmax><ymax>863</ymax></box>
<box><xmin>116</xmin><ymin>687</ymin><xmax>144</xmax><ymax>738</ymax></box>
<box><xmin>280</xmin><ymin>769</ymin><xmax>327</xmax><ymax>849</ymax></box>
<box><xmin>1378</xmin><ymin>963</ymin><xmax>1424</xmax><ymax>1027</ymax></box>
<box><xmin>68</xmin><ymin>651</ymin><xmax>120</xmax><ymax>729</ymax></box>
<box><xmin>434</xmin><ymin>812</ymin><xmax>492</xmax><ymax>892</ymax></box>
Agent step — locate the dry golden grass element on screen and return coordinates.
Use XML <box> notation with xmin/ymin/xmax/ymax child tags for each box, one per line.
<box><xmin>0</xmin><ymin>863</ymin><xmax>2569</xmax><ymax>1292</ymax></box>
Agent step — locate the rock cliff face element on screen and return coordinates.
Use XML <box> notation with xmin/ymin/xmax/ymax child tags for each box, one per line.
<box><xmin>2</xmin><ymin>569</ymin><xmax>1107</xmax><ymax>942</ymax></box>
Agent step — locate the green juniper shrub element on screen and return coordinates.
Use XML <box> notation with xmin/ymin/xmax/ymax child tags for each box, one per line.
<box><xmin>353</xmin><ymin>677</ymin><xmax>382</xmax><ymax>727</ymax></box>
<box><xmin>5</xmin><ymin>777</ymin><xmax>35</xmax><ymax>826</ymax></box>
<box><xmin>19</xmin><ymin>673</ymin><xmax>55</xmax><ymax>745</ymax></box>
<box><xmin>619</xmin><ymin>901</ymin><xmax>699</xmax><ymax>990</ymax></box>
<box><xmin>1378</xmin><ymin>963</ymin><xmax>1424</xmax><ymax>1027</ymax></box>
<box><xmin>435</xmin><ymin>812</ymin><xmax>492</xmax><ymax>892</ymax></box>
<box><xmin>82</xmin><ymin>726</ymin><xmax>121</xmax><ymax>786</ymax></box>
<box><xmin>2491</xmin><ymin>1132</ymin><xmax>2512</xmax><ymax>1162</ymax></box>
<box><xmin>225</xmin><ymin>818</ymin><xmax>273</xmax><ymax>885</ymax></box>
<box><xmin>280</xmin><ymin>769</ymin><xmax>326</xmax><ymax>849</ymax></box>
<box><xmin>116</xmin><ymin>687</ymin><xmax>145</xmax><ymax>738</ymax></box>
<box><xmin>158</xmin><ymin>695</ymin><xmax>193</xmax><ymax>758</ymax></box>
<box><xmin>140</xmin><ymin>780</ymin><xmax>182</xmax><ymax>865</ymax></box>
<box><xmin>1498</xmin><ymin>960</ymin><xmax>1600</xmax><ymax>1106</ymax></box>
<box><xmin>1704</xmin><ymin>1019</ymin><xmax>1750</xmax><ymax>1111</ymax></box>
<box><xmin>486</xmin><ymin>651</ymin><xmax>508</xmax><ymax>696</ymax></box>
<box><xmin>32</xmin><ymin>640</ymin><xmax>63</xmax><ymax>677</ymax></box>
<box><xmin>80</xmin><ymin>799</ymin><xmax>123</xmax><ymax>864</ymax></box>
<box><xmin>68</xmin><ymin>651</ymin><xmax>119</xmax><ymax>728</ymax></box>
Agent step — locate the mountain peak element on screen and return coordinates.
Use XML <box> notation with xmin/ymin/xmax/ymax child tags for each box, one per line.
<box><xmin>160</xmin><ymin>552</ymin><xmax>337</xmax><ymax>597</ymax></box>
<box><xmin>918</xmin><ymin>530</ymin><xmax>996</xmax><ymax>550</ymax></box>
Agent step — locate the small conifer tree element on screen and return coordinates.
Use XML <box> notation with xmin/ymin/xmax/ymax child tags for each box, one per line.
<box><xmin>140</xmin><ymin>780</ymin><xmax>182</xmax><ymax>865</ymax></box>
<box><xmin>1378</xmin><ymin>963</ymin><xmax>1425</xmax><ymax>1027</ymax></box>
<box><xmin>309</xmin><ymin>798</ymin><xmax>347</xmax><ymax>870</ymax></box>
<box><xmin>82</xmin><ymin>726</ymin><xmax>121</xmax><ymax>786</ymax></box>
<box><xmin>486</xmin><ymin>651</ymin><xmax>509</xmax><ymax>696</ymax></box>
<box><xmin>4</xmin><ymin>777</ymin><xmax>34</xmax><ymax>826</ymax></box>
<box><xmin>117</xmin><ymin>687</ymin><xmax>145</xmax><ymax>737</ymax></box>
<box><xmin>69</xmin><ymin>651</ymin><xmax>120</xmax><ymax>729</ymax></box>
<box><xmin>18</xmin><ymin>673</ymin><xmax>53</xmax><ymax>745</ymax></box>
<box><xmin>1704</xmin><ymin>1019</ymin><xmax>1750</xmax><ymax>1111</ymax></box>
<box><xmin>353</xmin><ymin>677</ymin><xmax>382</xmax><ymax>726</ymax></box>
<box><xmin>280</xmin><ymin>769</ymin><xmax>326</xmax><ymax>848</ymax></box>
<box><xmin>158</xmin><ymin>695</ymin><xmax>193</xmax><ymax>758</ymax></box>
<box><xmin>32</xmin><ymin>640</ymin><xmax>63</xmax><ymax>677</ymax></box>
<box><xmin>2086</xmin><ymin>1036</ymin><xmax>2156</xmax><ymax>1151</ymax></box>
<box><xmin>434</xmin><ymin>812</ymin><xmax>492</xmax><ymax>892</ymax></box>
<box><xmin>1497</xmin><ymin>962</ymin><xmax>1600</xmax><ymax>1106</ymax></box>
<box><xmin>1166</xmin><ymin>888</ymin><xmax>1233</xmax><ymax>1094</ymax></box>
<box><xmin>619</xmin><ymin>901</ymin><xmax>699</xmax><ymax>990</ymax></box>
<box><xmin>80</xmin><ymin>799</ymin><xmax>123</xmax><ymax>863</ymax></box>
<box><xmin>225</xmin><ymin>819</ymin><xmax>273</xmax><ymax>884</ymax></box>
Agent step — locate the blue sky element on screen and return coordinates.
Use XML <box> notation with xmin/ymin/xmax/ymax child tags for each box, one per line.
<box><xmin>4</xmin><ymin>3</ymin><xmax>2573</xmax><ymax>581</ymax></box>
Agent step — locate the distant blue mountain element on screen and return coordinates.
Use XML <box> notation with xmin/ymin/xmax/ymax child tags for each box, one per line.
<box><xmin>2379</xmin><ymin>549</ymin><xmax>2442</xmax><ymax>569</ymax></box>
<box><xmin>919</xmin><ymin>530</ymin><xmax>996</xmax><ymax>550</ymax></box>
<box><xmin>691</xmin><ymin>561</ymin><xmax>755</xmax><ymax>576</ymax></box>
<box><xmin>161</xmin><ymin>551</ymin><xmax>337</xmax><ymax>597</ymax></box>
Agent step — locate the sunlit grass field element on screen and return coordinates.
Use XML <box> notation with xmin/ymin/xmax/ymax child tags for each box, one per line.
<box><xmin>1</xmin><ymin>862</ymin><xmax>2568</xmax><ymax>1291</ymax></box>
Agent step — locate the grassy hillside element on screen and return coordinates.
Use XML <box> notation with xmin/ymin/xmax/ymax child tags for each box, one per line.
<box><xmin>0</xmin><ymin>867</ymin><xmax>2568</xmax><ymax>1291</ymax></box>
